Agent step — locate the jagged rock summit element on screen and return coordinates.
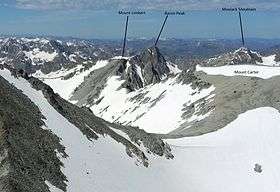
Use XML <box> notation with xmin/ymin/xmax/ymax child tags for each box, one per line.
<box><xmin>70</xmin><ymin>46</ymin><xmax>176</xmax><ymax>105</ymax></box>
<box><xmin>206</xmin><ymin>47</ymin><xmax>263</xmax><ymax>66</ymax></box>
<box><xmin>120</xmin><ymin>46</ymin><xmax>171</xmax><ymax>91</ymax></box>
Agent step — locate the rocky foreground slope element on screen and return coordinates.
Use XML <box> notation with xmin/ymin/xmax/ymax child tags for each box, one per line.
<box><xmin>0</xmin><ymin>65</ymin><xmax>172</xmax><ymax>192</ymax></box>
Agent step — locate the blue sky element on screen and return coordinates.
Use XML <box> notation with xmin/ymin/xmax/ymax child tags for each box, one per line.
<box><xmin>0</xmin><ymin>0</ymin><xmax>279</xmax><ymax>39</ymax></box>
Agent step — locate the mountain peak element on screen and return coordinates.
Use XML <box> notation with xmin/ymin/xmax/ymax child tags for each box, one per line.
<box><xmin>141</xmin><ymin>46</ymin><xmax>165</xmax><ymax>63</ymax></box>
<box><xmin>96</xmin><ymin>46</ymin><xmax>171</xmax><ymax>92</ymax></box>
<box><xmin>206</xmin><ymin>47</ymin><xmax>263</xmax><ymax>67</ymax></box>
<box><xmin>233</xmin><ymin>46</ymin><xmax>248</xmax><ymax>53</ymax></box>
<box><xmin>146</xmin><ymin>45</ymin><xmax>160</xmax><ymax>53</ymax></box>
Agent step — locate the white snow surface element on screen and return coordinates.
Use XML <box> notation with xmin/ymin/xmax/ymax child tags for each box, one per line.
<box><xmin>167</xmin><ymin>62</ymin><xmax>182</xmax><ymax>74</ymax></box>
<box><xmin>91</xmin><ymin>75</ymin><xmax>215</xmax><ymax>134</ymax></box>
<box><xmin>20</xmin><ymin>37</ymin><xmax>50</xmax><ymax>44</ymax></box>
<box><xmin>259</xmin><ymin>55</ymin><xmax>280</xmax><ymax>66</ymax></box>
<box><xmin>197</xmin><ymin>64</ymin><xmax>280</xmax><ymax>79</ymax></box>
<box><xmin>1</xmin><ymin>68</ymin><xmax>280</xmax><ymax>192</ymax></box>
<box><xmin>24</xmin><ymin>48</ymin><xmax>58</xmax><ymax>64</ymax></box>
<box><xmin>0</xmin><ymin>68</ymin><xmax>143</xmax><ymax>192</ymax></box>
<box><xmin>34</xmin><ymin>60</ymin><xmax>108</xmax><ymax>100</ymax></box>
<box><xmin>68</xmin><ymin>54</ymin><xmax>77</xmax><ymax>62</ymax></box>
<box><xmin>111</xmin><ymin>56</ymin><xmax>131</xmax><ymax>60</ymax></box>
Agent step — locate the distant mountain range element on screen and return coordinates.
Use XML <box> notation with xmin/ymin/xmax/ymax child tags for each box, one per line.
<box><xmin>1</xmin><ymin>36</ymin><xmax>280</xmax><ymax>73</ymax></box>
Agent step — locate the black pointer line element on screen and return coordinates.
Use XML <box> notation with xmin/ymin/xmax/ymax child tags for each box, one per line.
<box><xmin>155</xmin><ymin>15</ymin><xmax>169</xmax><ymax>47</ymax></box>
<box><xmin>122</xmin><ymin>15</ymin><xmax>129</xmax><ymax>57</ymax></box>
<box><xmin>238</xmin><ymin>11</ymin><xmax>245</xmax><ymax>47</ymax></box>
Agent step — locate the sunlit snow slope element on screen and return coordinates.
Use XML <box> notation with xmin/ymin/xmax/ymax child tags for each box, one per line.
<box><xmin>260</xmin><ymin>55</ymin><xmax>280</xmax><ymax>66</ymax></box>
<box><xmin>90</xmin><ymin>75</ymin><xmax>214</xmax><ymax>134</ymax></box>
<box><xmin>0</xmin><ymin>68</ymin><xmax>151</xmax><ymax>192</ymax></box>
<box><xmin>34</xmin><ymin>60</ymin><xmax>108</xmax><ymax>100</ymax></box>
<box><xmin>69</xmin><ymin>107</ymin><xmax>280</xmax><ymax>192</ymax></box>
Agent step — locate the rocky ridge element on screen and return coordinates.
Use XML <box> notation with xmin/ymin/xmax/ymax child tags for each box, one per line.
<box><xmin>0</xmin><ymin>37</ymin><xmax>117</xmax><ymax>74</ymax></box>
<box><xmin>0</xmin><ymin>65</ymin><xmax>173</xmax><ymax>192</ymax></box>
<box><xmin>71</xmin><ymin>46</ymin><xmax>175</xmax><ymax>105</ymax></box>
<box><xmin>205</xmin><ymin>47</ymin><xmax>263</xmax><ymax>67</ymax></box>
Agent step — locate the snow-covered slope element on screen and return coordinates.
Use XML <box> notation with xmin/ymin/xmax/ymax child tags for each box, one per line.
<box><xmin>33</xmin><ymin>47</ymin><xmax>211</xmax><ymax>134</ymax></box>
<box><xmin>47</xmin><ymin>107</ymin><xmax>280</xmax><ymax>192</ymax></box>
<box><xmin>24</xmin><ymin>48</ymin><xmax>58</xmax><ymax>64</ymax></box>
<box><xmin>0</xmin><ymin>66</ymin><xmax>172</xmax><ymax>192</ymax></box>
<box><xmin>2</xmin><ymin>66</ymin><xmax>280</xmax><ymax>192</ymax></box>
<box><xmin>164</xmin><ymin>107</ymin><xmax>280</xmax><ymax>192</ymax></box>
<box><xmin>33</xmin><ymin>60</ymin><xmax>109</xmax><ymax>100</ymax></box>
<box><xmin>197</xmin><ymin>64</ymin><xmax>280</xmax><ymax>79</ymax></box>
<box><xmin>88</xmin><ymin>74</ymin><xmax>214</xmax><ymax>134</ymax></box>
<box><xmin>72</xmin><ymin>107</ymin><xmax>280</xmax><ymax>192</ymax></box>
<box><xmin>260</xmin><ymin>54</ymin><xmax>280</xmax><ymax>66</ymax></box>
<box><xmin>37</xmin><ymin>56</ymin><xmax>215</xmax><ymax>134</ymax></box>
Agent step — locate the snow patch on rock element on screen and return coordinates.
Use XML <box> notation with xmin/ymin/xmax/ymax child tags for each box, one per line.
<box><xmin>24</xmin><ymin>48</ymin><xmax>58</xmax><ymax>64</ymax></box>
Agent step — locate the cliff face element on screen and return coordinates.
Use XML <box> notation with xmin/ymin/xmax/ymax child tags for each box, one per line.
<box><xmin>110</xmin><ymin>46</ymin><xmax>170</xmax><ymax>91</ymax></box>
<box><xmin>126</xmin><ymin>46</ymin><xmax>170</xmax><ymax>90</ymax></box>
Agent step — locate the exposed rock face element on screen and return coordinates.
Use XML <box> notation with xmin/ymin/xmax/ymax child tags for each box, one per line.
<box><xmin>205</xmin><ymin>47</ymin><xmax>263</xmax><ymax>67</ymax></box>
<box><xmin>115</xmin><ymin>46</ymin><xmax>171</xmax><ymax>91</ymax></box>
<box><xmin>176</xmin><ymin>66</ymin><xmax>211</xmax><ymax>90</ymax></box>
<box><xmin>254</xmin><ymin>164</ymin><xmax>263</xmax><ymax>173</ymax></box>
<box><xmin>275</xmin><ymin>53</ymin><xmax>280</xmax><ymax>62</ymax></box>
<box><xmin>120</xmin><ymin>61</ymin><xmax>144</xmax><ymax>91</ymax></box>
<box><xmin>129</xmin><ymin>46</ymin><xmax>170</xmax><ymax>86</ymax></box>
<box><xmin>71</xmin><ymin>47</ymin><xmax>172</xmax><ymax>106</ymax></box>
<box><xmin>0</xmin><ymin>75</ymin><xmax>67</xmax><ymax>192</ymax></box>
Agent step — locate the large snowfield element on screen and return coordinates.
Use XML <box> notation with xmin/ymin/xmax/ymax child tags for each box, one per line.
<box><xmin>197</xmin><ymin>64</ymin><xmax>280</xmax><ymax>79</ymax></box>
<box><xmin>24</xmin><ymin>48</ymin><xmax>58</xmax><ymax>64</ymax></box>
<box><xmin>260</xmin><ymin>55</ymin><xmax>280</xmax><ymax>66</ymax></box>
<box><xmin>90</xmin><ymin>75</ymin><xmax>215</xmax><ymax>134</ymax></box>
<box><xmin>1</xmin><ymin>68</ymin><xmax>280</xmax><ymax>192</ymax></box>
